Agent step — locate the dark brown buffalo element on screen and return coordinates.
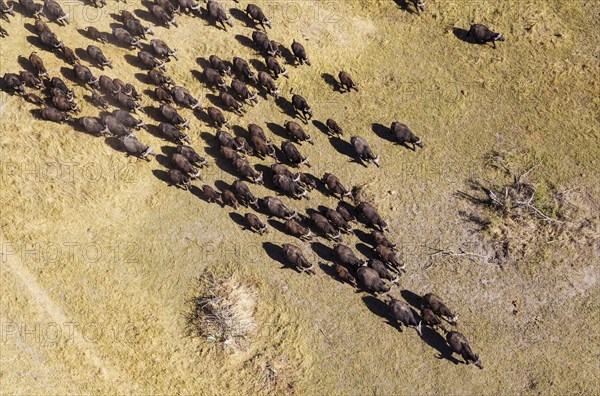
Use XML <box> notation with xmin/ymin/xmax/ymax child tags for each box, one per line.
<box><xmin>266</xmin><ymin>56</ymin><xmax>289</xmax><ymax>78</ymax></box>
<box><xmin>113</xmin><ymin>27</ymin><xmax>143</xmax><ymax>49</ymax></box>
<box><xmin>113</xmin><ymin>109</ymin><xmax>146</xmax><ymax>130</ymax></box>
<box><xmin>281</xmin><ymin>141</ymin><xmax>311</xmax><ymax>168</ymax></box>
<box><xmin>246</xmin><ymin>4</ymin><xmax>271</xmax><ymax>29</ymax></box>
<box><xmin>251</xmin><ymin>135</ymin><xmax>275</xmax><ymax>159</ymax></box>
<box><xmin>148</xmin><ymin>69</ymin><xmax>173</xmax><ymax>86</ymax></box>
<box><xmin>446</xmin><ymin>331</ymin><xmax>483</xmax><ymax>369</ymax></box>
<box><xmin>351</xmin><ymin>136</ymin><xmax>380</xmax><ymax>167</ymax></box>
<box><xmin>177</xmin><ymin>145</ymin><xmax>208</xmax><ymax>168</ymax></box>
<box><xmin>169</xmin><ymin>169</ymin><xmax>190</xmax><ymax>190</ymax></box>
<box><xmin>324</xmin><ymin>208</ymin><xmax>352</xmax><ymax>233</ymax></box>
<box><xmin>375</xmin><ymin>245</ymin><xmax>405</xmax><ymax>272</ymax></box>
<box><xmin>19</xmin><ymin>0</ymin><xmax>43</xmax><ymax>17</ymax></box>
<box><xmin>61</xmin><ymin>46</ymin><xmax>79</xmax><ymax>65</ymax></box>
<box><xmin>34</xmin><ymin>19</ymin><xmax>51</xmax><ymax>35</ymax></box>
<box><xmin>125</xmin><ymin>17</ymin><xmax>154</xmax><ymax>40</ymax></box>
<box><xmin>219</xmin><ymin>91</ymin><xmax>245</xmax><ymax>114</ymax></box>
<box><xmin>155</xmin><ymin>87</ymin><xmax>173</xmax><ymax>103</ymax></box>
<box><xmin>171</xmin><ymin>85</ymin><xmax>201</xmax><ymax>109</ymax></box>
<box><xmin>338</xmin><ymin>71</ymin><xmax>358</xmax><ymax>92</ymax></box>
<box><xmin>50</xmin><ymin>77</ymin><xmax>74</xmax><ymax>99</ymax></box>
<box><xmin>151</xmin><ymin>39</ymin><xmax>177</xmax><ymax>60</ymax></box>
<box><xmin>40</xmin><ymin>107</ymin><xmax>71</xmax><ymax>123</ymax></box>
<box><xmin>284</xmin><ymin>120</ymin><xmax>313</xmax><ymax>144</ymax></box>
<box><xmin>44</xmin><ymin>0</ymin><xmax>68</xmax><ymax>24</ymax></box>
<box><xmin>233</xmin><ymin>57</ymin><xmax>258</xmax><ymax>84</ymax></box>
<box><xmin>322</xmin><ymin>173</ymin><xmax>352</xmax><ymax>200</ymax></box>
<box><xmin>151</xmin><ymin>5</ymin><xmax>178</xmax><ymax>28</ymax></box>
<box><xmin>160</xmin><ymin>104</ymin><xmax>189</xmax><ymax>128</ymax></box>
<box><xmin>326</xmin><ymin>118</ymin><xmax>343</xmax><ymax>136</ymax></box>
<box><xmin>333</xmin><ymin>244</ymin><xmax>364</xmax><ymax>268</ymax></box>
<box><xmin>171</xmin><ymin>153</ymin><xmax>200</xmax><ymax>179</ymax></box>
<box><xmin>159</xmin><ymin>122</ymin><xmax>190</xmax><ymax>144</ymax></box>
<box><xmin>19</xmin><ymin>70</ymin><xmax>44</xmax><ymax>89</ymax></box>
<box><xmin>86</xmin><ymin>27</ymin><xmax>108</xmax><ymax>43</ymax></box>
<box><xmin>372</xmin><ymin>230</ymin><xmax>396</xmax><ymax>250</ymax></box>
<box><xmin>233</xmin><ymin>158</ymin><xmax>263</xmax><ymax>184</ymax></box>
<box><xmin>388</xmin><ymin>298</ymin><xmax>422</xmax><ymax>335</ymax></box>
<box><xmin>257</xmin><ymin>71</ymin><xmax>279</xmax><ymax>99</ymax></box>
<box><xmin>357</xmin><ymin>201</ymin><xmax>388</xmax><ymax>232</ymax></box>
<box><xmin>231</xmin><ymin>79</ymin><xmax>258</xmax><ymax>105</ymax></box>
<box><xmin>202</xmin><ymin>185</ymin><xmax>220</xmax><ymax>203</ymax></box>
<box><xmin>282</xmin><ymin>243</ymin><xmax>315</xmax><ymax>274</ymax></box>
<box><xmin>99</xmin><ymin>75</ymin><xmax>118</xmax><ymax>95</ymax></box>
<box><xmin>291</xmin><ymin>94</ymin><xmax>312</xmax><ymax>122</ymax></box>
<box><xmin>468</xmin><ymin>24</ymin><xmax>504</xmax><ymax>48</ymax></box>
<box><xmin>334</xmin><ymin>263</ymin><xmax>356</xmax><ymax>286</ymax></box>
<box><xmin>221</xmin><ymin>189</ymin><xmax>239</xmax><ymax>209</ymax></box>
<box><xmin>138</xmin><ymin>51</ymin><xmax>166</xmax><ymax>71</ymax></box>
<box><xmin>79</xmin><ymin>116</ymin><xmax>109</xmax><ymax>136</ymax></box>
<box><xmin>356</xmin><ymin>266</ymin><xmax>389</xmax><ymax>294</ymax></box>
<box><xmin>101</xmin><ymin>114</ymin><xmax>131</xmax><ymax>137</ymax></box>
<box><xmin>252</xmin><ymin>31</ymin><xmax>277</xmax><ymax>56</ymax></box>
<box><xmin>120</xmin><ymin>135</ymin><xmax>154</xmax><ymax>160</ymax></box>
<box><xmin>233</xmin><ymin>179</ymin><xmax>258</xmax><ymax>207</ymax></box>
<box><xmin>284</xmin><ymin>219</ymin><xmax>312</xmax><ymax>240</ymax></box>
<box><xmin>367</xmin><ymin>258</ymin><xmax>397</xmax><ymax>282</ymax></box>
<box><xmin>423</xmin><ymin>293</ymin><xmax>458</xmax><ymax>324</ymax></box>
<box><xmin>24</xmin><ymin>93</ymin><xmax>45</xmax><ymax>106</ymax></box>
<box><xmin>234</xmin><ymin>137</ymin><xmax>252</xmax><ymax>156</ymax></box>
<box><xmin>87</xmin><ymin>45</ymin><xmax>112</xmax><ymax>69</ymax></box>
<box><xmin>203</xmin><ymin>67</ymin><xmax>226</xmax><ymax>91</ymax></box>
<box><xmin>207</xmin><ymin>107</ymin><xmax>230</xmax><ymax>129</ymax></box>
<box><xmin>260</xmin><ymin>196</ymin><xmax>297</xmax><ymax>220</ymax></box>
<box><xmin>91</xmin><ymin>92</ymin><xmax>109</xmax><ymax>109</ymax></box>
<box><xmin>39</xmin><ymin>31</ymin><xmax>62</xmax><ymax>49</ymax></box>
<box><xmin>244</xmin><ymin>213</ymin><xmax>267</xmax><ymax>234</ymax></box>
<box><xmin>390</xmin><ymin>121</ymin><xmax>424</xmax><ymax>150</ymax></box>
<box><xmin>156</xmin><ymin>0</ymin><xmax>180</xmax><ymax>16</ymax></box>
<box><xmin>336</xmin><ymin>203</ymin><xmax>355</xmax><ymax>222</ymax></box>
<box><xmin>207</xmin><ymin>0</ymin><xmax>232</xmax><ymax>29</ymax></box>
<box><xmin>216</xmin><ymin>130</ymin><xmax>239</xmax><ymax>149</ymax></box>
<box><xmin>420</xmin><ymin>308</ymin><xmax>446</xmax><ymax>332</ymax></box>
<box><xmin>52</xmin><ymin>95</ymin><xmax>79</xmax><ymax>112</ymax></box>
<box><xmin>28</xmin><ymin>52</ymin><xmax>47</xmax><ymax>77</ymax></box>
<box><xmin>74</xmin><ymin>64</ymin><xmax>99</xmax><ymax>89</ymax></box>
<box><xmin>209</xmin><ymin>54</ymin><xmax>231</xmax><ymax>75</ymax></box>
<box><xmin>3</xmin><ymin>73</ymin><xmax>25</xmax><ymax>95</ymax></box>
<box><xmin>291</xmin><ymin>40</ymin><xmax>310</xmax><ymax>65</ymax></box>
<box><xmin>311</xmin><ymin>213</ymin><xmax>341</xmax><ymax>240</ymax></box>
<box><xmin>273</xmin><ymin>174</ymin><xmax>307</xmax><ymax>199</ymax></box>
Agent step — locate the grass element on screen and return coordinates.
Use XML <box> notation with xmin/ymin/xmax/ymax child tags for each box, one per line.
<box><xmin>1</xmin><ymin>0</ymin><xmax>599</xmax><ymax>395</ymax></box>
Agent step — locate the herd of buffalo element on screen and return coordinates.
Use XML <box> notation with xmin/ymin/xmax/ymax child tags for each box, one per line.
<box><xmin>0</xmin><ymin>0</ymin><xmax>505</xmax><ymax>370</ymax></box>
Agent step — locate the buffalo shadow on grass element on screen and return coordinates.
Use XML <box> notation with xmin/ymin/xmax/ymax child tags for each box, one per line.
<box><xmin>400</xmin><ymin>289</ymin><xmax>423</xmax><ymax>310</ymax></box>
<box><xmin>321</xmin><ymin>73</ymin><xmax>340</xmax><ymax>92</ymax></box>
<box><xmin>263</xmin><ymin>242</ymin><xmax>302</xmax><ymax>273</ymax></box>
<box><xmin>311</xmin><ymin>241</ymin><xmax>333</xmax><ymax>262</ymax></box>
<box><xmin>228</xmin><ymin>211</ymin><xmax>246</xmax><ymax>228</ymax></box>
<box><xmin>452</xmin><ymin>27</ymin><xmax>476</xmax><ymax>44</ymax></box>
<box><xmin>362</xmin><ymin>295</ymin><xmax>397</xmax><ymax>330</ymax></box>
<box><xmin>229</xmin><ymin>8</ymin><xmax>253</xmax><ymax>28</ymax></box>
<box><xmin>234</xmin><ymin>34</ymin><xmax>255</xmax><ymax>51</ymax></box>
<box><xmin>266</xmin><ymin>122</ymin><xmax>288</xmax><ymax>139</ymax></box>
<box><xmin>328</xmin><ymin>136</ymin><xmax>357</xmax><ymax>163</ymax></box>
<box><xmin>420</xmin><ymin>326</ymin><xmax>462</xmax><ymax>365</ymax></box>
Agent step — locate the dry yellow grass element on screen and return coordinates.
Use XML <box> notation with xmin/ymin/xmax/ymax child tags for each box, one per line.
<box><xmin>1</xmin><ymin>0</ymin><xmax>599</xmax><ymax>395</ymax></box>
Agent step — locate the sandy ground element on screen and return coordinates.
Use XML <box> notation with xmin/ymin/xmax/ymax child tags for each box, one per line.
<box><xmin>1</xmin><ymin>0</ymin><xmax>599</xmax><ymax>394</ymax></box>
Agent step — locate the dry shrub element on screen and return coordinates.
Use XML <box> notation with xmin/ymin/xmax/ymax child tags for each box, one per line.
<box><xmin>457</xmin><ymin>150</ymin><xmax>599</xmax><ymax>265</ymax></box>
<box><xmin>186</xmin><ymin>274</ymin><xmax>257</xmax><ymax>352</ymax></box>
<box><xmin>246</xmin><ymin>353</ymin><xmax>299</xmax><ymax>395</ymax></box>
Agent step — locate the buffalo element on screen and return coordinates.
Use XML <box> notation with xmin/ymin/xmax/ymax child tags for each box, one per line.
<box><xmin>39</xmin><ymin>31</ymin><xmax>62</xmax><ymax>49</ymax></box>
<box><xmin>291</xmin><ymin>40</ymin><xmax>310</xmax><ymax>65</ymax></box>
<box><xmin>356</xmin><ymin>266</ymin><xmax>389</xmax><ymax>294</ymax></box>
<box><xmin>52</xmin><ymin>95</ymin><xmax>79</xmax><ymax>112</ymax></box>
<box><xmin>203</xmin><ymin>67</ymin><xmax>226</xmax><ymax>91</ymax></box>
<box><xmin>171</xmin><ymin>153</ymin><xmax>201</xmax><ymax>179</ymax></box>
<box><xmin>422</xmin><ymin>293</ymin><xmax>459</xmax><ymax>325</ymax></box>
<box><xmin>273</xmin><ymin>174</ymin><xmax>307</xmax><ymax>199</ymax></box>
<box><xmin>209</xmin><ymin>55</ymin><xmax>231</xmax><ymax>76</ymax></box>
<box><xmin>74</xmin><ymin>64</ymin><xmax>99</xmax><ymax>89</ymax></box>
<box><xmin>86</xmin><ymin>26</ymin><xmax>108</xmax><ymax>43</ymax></box>
<box><xmin>244</xmin><ymin>213</ymin><xmax>267</xmax><ymax>235</ymax></box>
<box><xmin>233</xmin><ymin>179</ymin><xmax>258</xmax><ymax>208</ymax></box>
<box><xmin>266</xmin><ymin>56</ymin><xmax>288</xmax><ymax>79</ymax></box>
<box><xmin>231</xmin><ymin>79</ymin><xmax>258</xmax><ymax>105</ymax></box>
<box><xmin>310</xmin><ymin>213</ymin><xmax>341</xmax><ymax>240</ymax></box>
<box><xmin>257</xmin><ymin>71</ymin><xmax>279</xmax><ymax>99</ymax></box>
<box><xmin>43</xmin><ymin>0</ymin><xmax>68</xmax><ymax>24</ymax></box>
<box><xmin>351</xmin><ymin>136</ymin><xmax>380</xmax><ymax>167</ymax></box>
<box><xmin>79</xmin><ymin>116</ymin><xmax>109</xmax><ymax>136</ymax></box>
<box><xmin>291</xmin><ymin>94</ymin><xmax>313</xmax><ymax>122</ymax></box>
<box><xmin>252</xmin><ymin>31</ymin><xmax>277</xmax><ymax>57</ymax></box>
<box><xmin>24</xmin><ymin>93</ymin><xmax>45</xmax><ymax>106</ymax></box>
<box><xmin>336</xmin><ymin>203</ymin><xmax>355</xmax><ymax>223</ymax></box>
<box><xmin>155</xmin><ymin>87</ymin><xmax>173</xmax><ymax>103</ymax></box>
<box><xmin>338</xmin><ymin>71</ymin><xmax>358</xmax><ymax>92</ymax></box>
<box><xmin>113</xmin><ymin>109</ymin><xmax>146</xmax><ymax>130</ymax></box>
<box><xmin>375</xmin><ymin>245</ymin><xmax>404</xmax><ymax>272</ymax></box>
<box><xmin>61</xmin><ymin>46</ymin><xmax>79</xmax><ymax>65</ymax></box>
<box><xmin>151</xmin><ymin>39</ymin><xmax>178</xmax><ymax>61</ymax></box>
<box><xmin>138</xmin><ymin>51</ymin><xmax>166</xmax><ymax>71</ymax></box>
<box><xmin>159</xmin><ymin>122</ymin><xmax>190</xmax><ymax>144</ymax></box>
<box><xmin>87</xmin><ymin>45</ymin><xmax>112</xmax><ymax>69</ymax></box>
<box><xmin>113</xmin><ymin>28</ymin><xmax>143</xmax><ymax>49</ymax></box>
<box><xmin>3</xmin><ymin>73</ymin><xmax>25</xmax><ymax>93</ymax></box>
<box><xmin>468</xmin><ymin>24</ymin><xmax>504</xmax><ymax>49</ymax></box>
<box><xmin>367</xmin><ymin>259</ymin><xmax>397</xmax><ymax>282</ymax></box>
<box><xmin>233</xmin><ymin>57</ymin><xmax>258</xmax><ymax>84</ymax></box>
<box><xmin>284</xmin><ymin>219</ymin><xmax>312</xmax><ymax>241</ymax></box>
<box><xmin>206</xmin><ymin>0</ymin><xmax>232</xmax><ymax>29</ymax></box>
<box><xmin>260</xmin><ymin>196</ymin><xmax>298</xmax><ymax>220</ymax></box>
<box><xmin>420</xmin><ymin>307</ymin><xmax>445</xmax><ymax>331</ymax></box>
<box><xmin>219</xmin><ymin>91</ymin><xmax>245</xmax><ymax>114</ymax></box>
<box><xmin>40</xmin><ymin>107</ymin><xmax>71</xmax><ymax>123</ymax></box>
<box><xmin>151</xmin><ymin>5</ymin><xmax>178</xmax><ymax>28</ymax></box>
<box><xmin>390</xmin><ymin>122</ymin><xmax>424</xmax><ymax>150</ymax></box>
<box><xmin>333</xmin><ymin>244</ymin><xmax>364</xmax><ymax>268</ymax></box>
<box><xmin>169</xmin><ymin>169</ymin><xmax>190</xmax><ymax>190</ymax></box>
<box><xmin>372</xmin><ymin>230</ymin><xmax>396</xmax><ymax>250</ymax></box>
<box><xmin>246</xmin><ymin>4</ymin><xmax>271</xmax><ymax>29</ymax></box>
<box><xmin>207</xmin><ymin>107</ymin><xmax>230</xmax><ymax>129</ymax></box>
<box><xmin>19</xmin><ymin>0</ymin><xmax>43</xmax><ymax>17</ymax></box>
<box><xmin>324</xmin><ymin>208</ymin><xmax>352</xmax><ymax>233</ymax></box>
<box><xmin>322</xmin><ymin>173</ymin><xmax>352</xmax><ymax>200</ymax></box>
<box><xmin>160</xmin><ymin>104</ymin><xmax>189</xmax><ymax>128</ymax></box>
<box><xmin>148</xmin><ymin>69</ymin><xmax>173</xmax><ymax>86</ymax></box>
<box><xmin>177</xmin><ymin>145</ymin><xmax>208</xmax><ymax>168</ymax></box>
<box><xmin>101</xmin><ymin>114</ymin><xmax>131</xmax><ymax>137</ymax></box>
<box><xmin>171</xmin><ymin>86</ymin><xmax>201</xmax><ymax>109</ymax></box>
<box><xmin>202</xmin><ymin>185</ymin><xmax>220</xmax><ymax>203</ymax></box>
<box><xmin>282</xmin><ymin>244</ymin><xmax>315</xmax><ymax>274</ymax></box>
<box><xmin>121</xmin><ymin>135</ymin><xmax>154</xmax><ymax>160</ymax></box>
<box><xmin>326</xmin><ymin>118</ymin><xmax>343</xmax><ymax>136</ymax></box>
<box><xmin>91</xmin><ymin>92</ymin><xmax>109</xmax><ymax>109</ymax></box>
<box><xmin>281</xmin><ymin>141</ymin><xmax>311</xmax><ymax>168</ymax></box>
<box><xmin>446</xmin><ymin>331</ymin><xmax>483</xmax><ymax>369</ymax></box>
<box><xmin>284</xmin><ymin>120</ymin><xmax>313</xmax><ymax>144</ymax></box>
<box><xmin>125</xmin><ymin>16</ymin><xmax>154</xmax><ymax>39</ymax></box>
<box><xmin>357</xmin><ymin>201</ymin><xmax>388</xmax><ymax>231</ymax></box>
<box><xmin>28</xmin><ymin>52</ymin><xmax>47</xmax><ymax>77</ymax></box>
<box><xmin>333</xmin><ymin>263</ymin><xmax>356</xmax><ymax>286</ymax></box>
<box><xmin>388</xmin><ymin>298</ymin><xmax>422</xmax><ymax>335</ymax></box>
<box><xmin>221</xmin><ymin>189</ymin><xmax>239</xmax><ymax>209</ymax></box>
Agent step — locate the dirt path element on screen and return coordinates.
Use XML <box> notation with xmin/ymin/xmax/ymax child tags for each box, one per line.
<box><xmin>0</xmin><ymin>231</ymin><xmax>141</xmax><ymax>394</ymax></box>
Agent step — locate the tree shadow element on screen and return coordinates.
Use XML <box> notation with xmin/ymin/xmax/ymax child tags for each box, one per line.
<box><xmin>420</xmin><ymin>327</ymin><xmax>462</xmax><ymax>365</ymax></box>
<box><xmin>400</xmin><ymin>289</ymin><xmax>423</xmax><ymax>310</ymax></box>
<box><xmin>452</xmin><ymin>27</ymin><xmax>475</xmax><ymax>44</ymax></box>
<box><xmin>321</xmin><ymin>73</ymin><xmax>339</xmax><ymax>92</ymax></box>
<box><xmin>234</xmin><ymin>34</ymin><xmax>255</xmax><ymax>51</ymax></box>
<box><xmin>362</xmin><ymin>296</ymin><xmax>396</xmax><ymax>329</ymax></box>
